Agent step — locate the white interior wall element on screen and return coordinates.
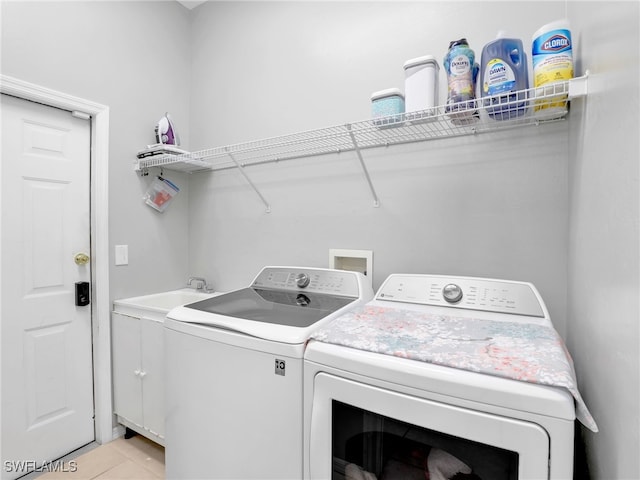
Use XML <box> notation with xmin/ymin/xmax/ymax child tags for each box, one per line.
<box><xmin>566</xmin><ymin>2</ymin><xmax>640</xmax><ymax>478</ymax></box>
<box><xmin>0</xmin><ymin>0</ymin><xmax>193</xmax><ymax>301</ymax></box>
<box><xmin>188</xmin><ymin>1</ymin><xmax>571</xmax><ymax>330</ymax></box>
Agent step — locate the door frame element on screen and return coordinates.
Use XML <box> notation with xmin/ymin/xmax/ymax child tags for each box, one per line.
<box><xmin>0</xmin><ymin>75</ymin><xmax>113</xmax><ymax>445</ymax></box>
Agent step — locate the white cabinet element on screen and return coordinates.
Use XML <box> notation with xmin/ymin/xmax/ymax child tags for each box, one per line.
<box><xmin>112</xmin><ymin>312</ymin><xmax>165</xmax><ymax>445</ymax></box>
<box><xmin>111</xmin><ymin>288</ymin><xmax>219</xmax><ymax>446</ymax></box>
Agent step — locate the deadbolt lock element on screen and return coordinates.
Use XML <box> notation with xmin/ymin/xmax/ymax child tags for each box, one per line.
<box><xmin>74</xmin><ymin>253</ymin><xmax>90</xmax><ymax>265</ymax></box>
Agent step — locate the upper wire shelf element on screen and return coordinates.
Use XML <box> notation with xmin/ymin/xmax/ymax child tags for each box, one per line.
<box><xmin>134</xmin><ymin>75</ymin><xmax>588</xmax><ymax>176</ymax></box>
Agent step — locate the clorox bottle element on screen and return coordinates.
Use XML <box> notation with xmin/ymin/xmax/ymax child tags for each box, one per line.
<box><xmin>532</xmin><ymin>20</ymin><xmax>573</xmax><ymax>117</ymax></box>
<box><xmin>480</xmin><ymin>32</ymin><xmax>529</xmax><ymax>120</ymax></box>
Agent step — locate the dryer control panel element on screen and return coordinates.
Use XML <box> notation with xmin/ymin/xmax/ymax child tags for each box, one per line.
<box><xmin>376</xmin><ymin>274</ymin><xmax>546</xmax><ymax>318</ymax></box>
<box><xmin>252</xmin><ymin>266</ymin><xmax>364</xmax><ymax>298</ymax></box>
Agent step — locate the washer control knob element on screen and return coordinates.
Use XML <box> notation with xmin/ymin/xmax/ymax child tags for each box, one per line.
<box><xmin>295</xmin><ymin>273</ymin><xmax>311</xmax><ymax>288</ymax></box>
<box><xmin>296</xmin><ymin>294</ymin><xmax>310</xmax><ymax>307</ymax></box>
<box><xmin>442</xmin><ymin>283</ymin><xmax>463</xmax><ymax>303</ymax></box>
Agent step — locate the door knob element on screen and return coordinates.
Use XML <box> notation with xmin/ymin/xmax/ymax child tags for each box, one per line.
<box><xmin>74</xmin><ymin>253</ymin><xmax>90</xmax><ymax>265</ymax></box>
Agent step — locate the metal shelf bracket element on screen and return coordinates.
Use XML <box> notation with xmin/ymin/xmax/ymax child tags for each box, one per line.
<box><xmin>226</xmin><ymin>149</ymin><xmax>271</xmax><ymax>213</ymax></box>
<box><xmin>346</xmin><ymin>123</ymin><xmax>380</xmax><ymax>208</ymax></box>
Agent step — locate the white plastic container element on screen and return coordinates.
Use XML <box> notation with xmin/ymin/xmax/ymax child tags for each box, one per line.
<box><xmin>403</xmin><ymin>55</ymin><xmax>440</xmax><ymax>118</ymax></box>
<box><xmin>371</xmin><ymin>88</ymin><xmax>405</xmax><ymax>126</ymax></box>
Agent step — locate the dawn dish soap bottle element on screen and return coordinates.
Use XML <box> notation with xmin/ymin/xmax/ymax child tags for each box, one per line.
<box><xmin>443</xmin><ymin>38</ymin><xmax>479</xmax><ymax>123</ymax></box>
<box><xmin>480</xmin><ymin>32</ymin><xmax>529</xmax><ymax>120</ymax></box>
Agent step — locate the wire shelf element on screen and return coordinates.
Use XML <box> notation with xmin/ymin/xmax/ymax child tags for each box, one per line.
<box><xmin>134</xmin><ymin>75</ymin><xmax>587</xmax><ymax>211</ymax></box>
<box><xmin>134</xmin><ymin>75</ymin><xmax>587</xmax><ymax>175</ymax></box>
<box><xmin>135</xmin><ymin>154</ymin><xmax>214</xmax><ymax>173</ymax></box>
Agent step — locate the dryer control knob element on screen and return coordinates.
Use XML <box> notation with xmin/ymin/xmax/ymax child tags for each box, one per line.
<box><xmin>295</xmin><ymin>273</ymin><xmax>311</xmax><ymax>288</ymax></box>
<box><xmin>442</xmin><ymin>283</ymin><xmax>463</xmax><ymax>303</ymax></box>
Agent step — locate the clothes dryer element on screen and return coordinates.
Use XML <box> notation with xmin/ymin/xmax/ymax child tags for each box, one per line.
<box><xmin>304</xmin><ymin>274</ymin><xmax>597</xmax><ymax>480</ymax></box>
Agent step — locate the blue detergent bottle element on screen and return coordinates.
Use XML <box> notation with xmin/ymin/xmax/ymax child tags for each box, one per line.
<box><xmin>480</xmin><ymin>32</ymin><xmax>529</xmax><ymax>120</ymax></box>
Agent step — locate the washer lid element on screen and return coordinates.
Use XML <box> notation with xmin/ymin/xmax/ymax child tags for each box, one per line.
<box><xmin>184</xmin><ymin>287</ymin><xmax>355</xmax><ymax>327</ymax></box>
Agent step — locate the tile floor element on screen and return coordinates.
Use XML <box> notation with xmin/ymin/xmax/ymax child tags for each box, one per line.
<box><xmin>35</xmin><ymin>435</ymin><xmax>164</xmax><ymax>479</ymax></box>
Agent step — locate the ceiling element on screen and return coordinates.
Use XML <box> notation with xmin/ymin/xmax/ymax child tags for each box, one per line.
<box><xmin>177</xmin><ymin>0</ymin><xmax>207</xmax><ymax>9</ymax></box>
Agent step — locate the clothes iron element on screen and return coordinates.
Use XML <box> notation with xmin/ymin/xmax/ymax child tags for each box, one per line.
<box><xmin>155</xmin><ymin>112</ymin><xmax>180</xmax><ymax>146</ymax></box>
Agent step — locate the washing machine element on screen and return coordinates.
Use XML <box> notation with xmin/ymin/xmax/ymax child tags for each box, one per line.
<box><xmin>303</xmin><ymin>274</ymin><xmax>597</xmax><ymax>480</ymax></box>
<box><xmin>164</xmin><ymin>266</ymin><xmax>374</xmax><ymax>480</ymax></box>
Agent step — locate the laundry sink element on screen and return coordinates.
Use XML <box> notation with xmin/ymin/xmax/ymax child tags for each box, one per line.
<box><xmin>113</xmin><ymin>288</ymin><xmax>220</xmax><ymax>321</ymax></box>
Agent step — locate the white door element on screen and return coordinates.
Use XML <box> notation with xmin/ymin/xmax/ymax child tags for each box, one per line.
<box><xmin>1</xmin><ymin>94</ymin><xmax>94</xmax><ymax>479</ymax></box>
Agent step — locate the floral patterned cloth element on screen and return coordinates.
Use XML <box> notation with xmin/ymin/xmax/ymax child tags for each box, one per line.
<box><xmin>311</xmin><ymin>304</ymin><xmax>598</xmax><ymax>432</ymax></box>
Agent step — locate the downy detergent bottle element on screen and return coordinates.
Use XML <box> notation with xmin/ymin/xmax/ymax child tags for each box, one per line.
<box><xmin>443</xmin><ymin>38</ymin><xmax>479</xmax><ymax>123</ymax></box>
<box><xmin>480</xmin><ymin>32</ymin><xmax>529</xmax><ymax>120</ymax></box>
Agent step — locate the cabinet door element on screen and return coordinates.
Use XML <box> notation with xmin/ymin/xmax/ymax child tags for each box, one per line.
<box><xmin>111</xmin><ymin>312</ymin><xmax>143</xmax><ymax>428</ymax></box>
<box><xmin>141</xmin><ymin>318</ymin><xmax>165</xmax><ymax>438</ymax></box>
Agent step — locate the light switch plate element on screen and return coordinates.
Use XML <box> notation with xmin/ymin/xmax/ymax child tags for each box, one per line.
<box><xmin>115</xmin><ymin>245</ymin><xmax>128</xmax><ymax>266</ymax></box>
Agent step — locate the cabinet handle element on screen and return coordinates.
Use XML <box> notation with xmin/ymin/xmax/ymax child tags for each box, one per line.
<box><xmin>134</xmin><ymin>369</ymin><xmax>141</xmax><ymax>376</ymax></box>
<box><xmin>138</xmin><ymin>370</ymin><xmax>147</xmax><ymax>378</ymax></box>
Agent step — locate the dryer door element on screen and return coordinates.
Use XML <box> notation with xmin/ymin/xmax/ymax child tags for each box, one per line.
<box><xmin>309</xmin><ymin>373</ymin><xmax>550</xmax><ymax>480</ymax></box>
